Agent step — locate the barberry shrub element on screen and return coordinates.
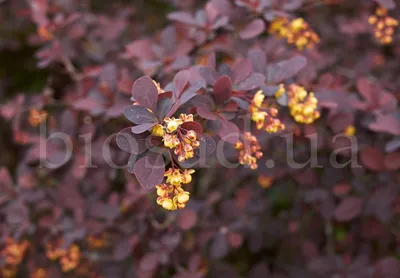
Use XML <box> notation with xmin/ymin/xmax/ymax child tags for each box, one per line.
<box><xmin>1</xmin><ymin>0</ymin><xmax>400</xmax><ymax>277</ymax></box>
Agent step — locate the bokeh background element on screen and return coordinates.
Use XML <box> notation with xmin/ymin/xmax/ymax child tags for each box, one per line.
<box><xmin>1</xmin><ymin>0</ymin><xmax>400</xmax><ymax>277</ymax></box>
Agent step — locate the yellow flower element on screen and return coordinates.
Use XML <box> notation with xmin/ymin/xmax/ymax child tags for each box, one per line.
<box><xmin>162</xmin><ymin>199</ymin><xmax>177</xmax><ymax>210</ymax></box>
<box><xmin>164</xmin><ymin>134</ymin><xmax>180</xmax><ymax>148</ymax></box>
<box><xmin>274</xmin><ymin>84</ymin><xmax>285</xmax><ymax>98</ymax></box>
<box><xmin>164</xmin><ymin>117</ymin><xmax>183</xmax><ymax>133</ymax></box>
<box><xmin>290</xmin><ymin>18</ymin><xmax>305</xmax><ymax>32</ymax></box>
<box><xmin>251</xmin><ymin>111</ymin><xmax>267</xmax><ymax>130</ymax></box>
<box><xmin>253</xmin><ymin>90</ymin><xmax>265</xmax><ymax>108</ymax></box>
<box><xmin>344</xmin><ymin>125</ymin><xmax>356</xmax><ymax>136</ymax></box>
<box><xmin>151</xmin><ymin>124</ymin><xmax>165</xmax><ymax>137</ymax></box>
<box><xmin>182</xmin><ymin>169</ymin><xmax>195</xmax><ymax>184</ymax></box>
<box><xmin>180</xmin><ymin>113</ymin><xmax>194</xmax><ymax>122</ymax></box>
<box><xmin>165</xmin><ymin>168</ymin><xmax>183</xmax><ymax>186</ymax></box>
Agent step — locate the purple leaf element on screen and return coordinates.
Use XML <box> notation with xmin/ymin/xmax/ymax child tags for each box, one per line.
<box><xmin>261</xmin><ymin>85</ymin><xmax>280</xmax><ymax>96</ymax></box>
<box><xmin>167</xmin><ymin>11</ymin><xmax>197</xmax><ymax>25</ymax></box>
<box><xmin>239</xmin><ymin>19</ymin><xmax>265</xmax><ymax>40</ymax></box>
<box><xmin>210</xmin><ymin>233</ymin><xmax>229</xmax><ymax>259</ymax></box>
<box><xmin>124</xmin><ymin>105</ymin><xmax>158</xmax><ymax>124</ymax></box>
<box><xmin>116</xmin><ymin>128</ymin><xmax>149</xmax><ymax>154</ymax></box>
<box><xmin>157</xmin><ymin>98</ymin><xmax>174</xmax><ymax>119</ymax></box>
<box><xmin>134</xmin><ymin>152</ymin><xmax>165</xmax><ymax>188</ymax></box>
<box><xmin>131</xmin><ymin>123</ymin><xmax>157</xmax><ymax>134</ymax></box>
<box><xmin>248</xmin><ymin>48</ymin><xmax>267</xmax><ymax>73</ymax></box>
<box><xmin>173</xmin><ymin>70</ymin><xmax>190</xmax><ymax>98</ymax></box>
<box><xmin>213</xmin><ymin>76</ymin><xmax>232</xmax><ymax>104</ymax></box>
<box><xmin>197</xmin><ymin>107</ymin><xmax>217</xmax><ymax>120</ymax></box>
<box><xmin>267</xmin><ymin>55</ymin><xmax>307</xmax><ymax>83</ymax></box>
<box><xmin>72</xmin><ymin>98</ymin><xmax>104</xmax><ymax>112</ymax></box>
<box><xmin>231</xmin><ymin>97</ymin><xmax>249</xmax><ymax>110</ymax></box>
<box><xmin>131</xmin><ymin>76</ymin><xmax>158</xmax><ymax>111</ymax></box>
<box><xmin>179</xmin><ymin>82</ymin><xmax>202</xmax><ymax>105</ymax></box>
<box><xmin>236</xmin><ymin>73</ymin><xmax>265</xmax><ymax>91</ymax></box>
<box><xmin>231</xmin><ymin>58</ymin><xmax>252</xmax><ymax>84</ymax></box>
<box><xmin>199</xmin><ymin>66</ymin><xmax>219</xmax><ymax>85</ymax></box>
<box><xmin>375</xmin><ymin>0</ymin><xmax>396</xmax><ymax>9</ymax></box>
<box><xmin>218</xmin><ymin>119</ymin><xmax>239</xmax><ymax>144</ymax></box>
<box><xmin>334</xmin><ymin>197</ymin><xmax>364</xmax><ymax>222</ymax></box>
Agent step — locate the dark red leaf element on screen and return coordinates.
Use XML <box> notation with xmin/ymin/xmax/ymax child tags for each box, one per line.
<box><xmin>239</xmin><ymin>19</ymin><xmax>265</xmax><ymax>40</ymax></box>
<box><xmin>213</xmin><ymin>76</ymin><xmax>232</xmax><ymax>104</ymax></box>
<box><xmin>181</xmin><ymin>121</ymin><xmax>203</xmax><ymax>134</ymax></box>
<box><xmin>133</xmin><ymin>152</ymin><xmax>165</xmax><ymax>188</ymax></box>
<box><xmin>334</xmin><ymin>197</ymin><xmax>364</xmax><ymax>222</ymax></box>
<box><xmin>231</xmin><ymin>58</ymin><xmax>252</xmax><ymax>84</ymax></box>
<box><xmin>131</xmin><ymin>123</ymin><xmax>157</xmax><ymax>134</ymax></box>
<box><xmin>384</xmin><ymin>152</ymin><xmax>400</xmax><ymax>170</ymax></box>
<box><xmin>116</xmin><ymin>128</ymin><xmax>149</xmax><ymax>154</ymax></box>
<box><xmin>124</xmin><ymin>105</ymin><xmax>158</xmax><ymax>124</ymax></box>
<box><xmin>131</xmin><ymin>76</ymin><xmax>158</xmax><ymax>111</ymax></box>
<box><xmin>360</xmin><ymin>146</ymin><xmax>385</xmax><ymax>171</ymax></box>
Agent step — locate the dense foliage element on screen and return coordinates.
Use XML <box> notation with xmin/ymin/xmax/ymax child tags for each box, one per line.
<box><xmin>1</xmin><ymin>0</ymin><xmax>400</xmax><ymax>277</ymax></box>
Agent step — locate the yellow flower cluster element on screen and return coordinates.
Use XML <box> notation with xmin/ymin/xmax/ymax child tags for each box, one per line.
<box><xmin>28</xmin><ymin>108</ymin><xmax>47</xmax><ymax>127</ymax></box>
<box><xmin>269</xmin><ymin>17</ymin><xmax>320</xmax><ymax>50</ymax></box>
<box><xmin>234</xmin><ymin>132</ymin><xmax>263</xmax><ymax>170</ymax></box>
<box><xmin>46</xmin><ymin>240</ymin><xmax>81</xmax><ymax>272</ymax></box>
<box><xmin>368</xmin><ymin>7</ymin><xmax>398</xmax><ymax>44</ymax></box>
<box><xmin>249</xmin><ymin>89</ymin><xmax>285</xmax><ymax>133</ymax></box>
<box><xmin>156</xmin><ymin>168</ymin><xmax>194</xmax><ymax>210</ymax></box>
<box><xmin>152</xmin><ymin>114</ymin><xmax>200</xmax><ymax>162</ymax></box>
<box><xmin>287</xmin><ymin>84</ymin><xmax>320</xmax><ymax>124</ymax></box>
<box><xmin>0</xmin><ymin>238</ymin><xmax>30</xmax><ymax>278</ymax></box>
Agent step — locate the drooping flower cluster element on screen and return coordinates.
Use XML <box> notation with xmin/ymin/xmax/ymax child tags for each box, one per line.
<box><xmin>152</xmin><ymin>114</ymin><xmax>200</xmax><ymax>162</ymax></box>
<box><xmin>0</xmin><ymin>238</ymin><xmax>30</xmax><ymax>278</ymax></box>
<box><xmin>249</xmin><ymin>89</ymin><xmax>285</xmax><ymax>133</ymax></box>
<box><xmin>286</xmin><ymin>84</ymin><xmax>320</xmax><ymax>124</ymax></box>
<box><xmin>269</xmin><ymin>17</ymin><xmax>320</xmax><ymax>50</ymax></box>
<box><xmin>368</xmin><ymin>7</ymin><xmax>398</xmax><ymax>44</ymax></box>
<box><xmin>234</xmin><ymin>132</ymin><xmax>263</xmax><ymax>170</ymax></box>
<box><xmin>46</xmin><ymin>239</ymin><xmax>81</xmax><ymax>272</ymax></box>
<box><xmin>156</xmin><ymin>168</ymin><xmax>194</xmax><ymax>210</ymax></box>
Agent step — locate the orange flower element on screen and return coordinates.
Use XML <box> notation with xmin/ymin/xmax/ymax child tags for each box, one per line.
<box><xmin>369</xmin><ymin>7</ymin><xmax>398</xmax><ymax>44</ymax></box>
